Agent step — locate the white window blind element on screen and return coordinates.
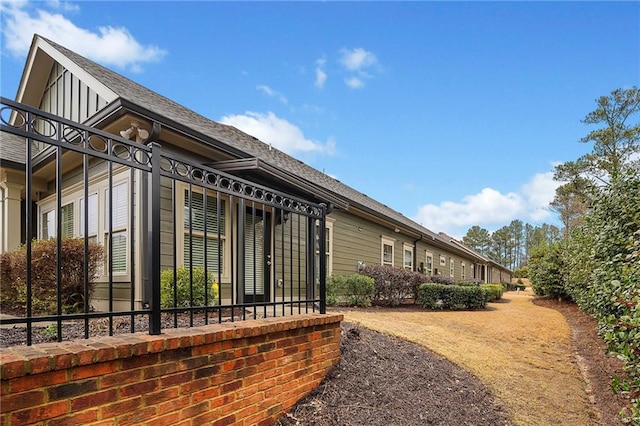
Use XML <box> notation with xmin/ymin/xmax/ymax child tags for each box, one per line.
<box><xmin>183</xmin><ymin>190</ymin><xmax>226</xmax><ymax>275</ymax></box>
<box><xmin>79</xmin><ymin>193</ymin><xmax>98</xmax><ymax>237</ymax></box>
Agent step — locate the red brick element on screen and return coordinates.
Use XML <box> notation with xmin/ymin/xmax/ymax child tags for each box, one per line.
<box><xmin>71</xmin><ymin>360</ymin><xmax>119</xmax><ymax>380</ymax></box>
<box><xmin>0</xmin><ymin>389</ymin><xmax>45</xmax><ymax>412</ymax></box>
<box><xmin>220</xmin><ymin>379</ymin><xmax>242</xmax><ymax>394</ymax></box>
<box><xmin>48</xmin><ymin>379</ymin><xmax>98</xmax><ymax>401</ymax></box>
<box><xmin>160</xmin><ymin>371</ymin><xmax>192</xmax><ymax>387</ymax></box>
<box><xmin>179</xmin><ymin>376</ymin><xmax>209</xmax><ymax>394</ymax></box>
<box><xmin>99</xmin><ymin>368</ymin><xmax>141</xmax><ymax>388</ymax></box>
<box><xmin>0</xmin><ymin>352</ymin><xmax>27</xmax><ymax>380</ymax></box>
<box><xmin>120</xmin><ymin>378</ymin><xmax>159</xmax><ymax>398</ymax></box>
<box><xmin>48</xmin><ymin>409</ymin><xmax>99</xmax><ymax>426</ymax></box>
<box><xmin>191</xmin><ymin>386</ymin><xmax>219</xmax><ymax>404</ymax></box>
<box><xmin>157</xmin><ymin>394</ymin><xmax>191</xmax><ymax>415</ymax></box>
<box><xmin>192</xmin><ymin>410</ymin><xmax>219</xmax><ymax>424</ymax></box>
<box><xmin>11</xmin><ymin>400</ymin><xmax>67</xmax><ymax>424</ymax></box>
<box><xmin>85</xmin><ymin>341</ymin><xmax>118</xmax><ymax>363</ymax></box>
<box><xmin>145</xmin><ymin>387</ymin><xmax>179</xmax><ymax>405</ymax></box>
<box><xmin>70</xmin><ymin>389</ymin><xmax>118</xmax><ymax>411</ymax></box>
<box><xmin>121</xmin><ymin>353</ymin><xmax>158</xmax><ymax>369</ymax></box>
<box><xmin>116</xmin><ymin>405</ymin><xmax>157</xmax><ymax>424</ymax></box>
<box><xmin>6</xmin><ymin>369</ymin><xmax>67</xmax><ymax>393</ymax></box>
<box><xmin>179</xmin><ymin>400</ymin><xmax>209</xmax><ymax>420</ymax></box>
<box><xmin>211</xmin><ymin>413</ymin><xmax>236</xmax><ymax>426</ymax></box>
<box><xmin>210</xmin><ymin>370</ymin><xmax>235</xmax><ymax>386</ymax></box>
<box><xmin>100</xmin><ymin>395</ymin><xmax>143</xmax><ymax>419</ymax></box>
<box><xmin>143</xmin><ymin>412</ymin><xmax>181</xmax><ymax>426</ymax></box>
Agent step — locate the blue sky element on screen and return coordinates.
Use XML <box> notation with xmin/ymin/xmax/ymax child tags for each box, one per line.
<box><xmin>1</xmin><ymin>1</ymin><xmax>639</xmax><ymax>239</ymax></box>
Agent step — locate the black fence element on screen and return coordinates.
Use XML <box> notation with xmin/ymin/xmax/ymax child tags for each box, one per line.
<box><xmin>0</xmin><ymin>98</ymin><xmax>326</xmax><ymax>345</ymax></box>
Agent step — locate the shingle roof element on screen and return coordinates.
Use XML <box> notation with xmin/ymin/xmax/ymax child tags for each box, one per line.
<box><xmin>0</xmin><ymin>131</ymin><xmax>26</xmax><ymax>165</ymax></box>
<box><xmin>41</xmin><ymin>36</ymin><xmax>444</xmax><ymax>240</ymax></box>
<box><xmin>26</xmin><ymin>36</ymin><xmax>509</xmax><ymax>268</ymax></box>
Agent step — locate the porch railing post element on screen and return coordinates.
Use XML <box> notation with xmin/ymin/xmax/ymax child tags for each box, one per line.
<box><xmin>318</xmin><ymin>203</ymin><xmax>327</xmax><ymax>314</ymax></box>
<box><xmin>149</xmin><ymin>142</ymin><xmax>162</xmax><ymax>334</ymax></box>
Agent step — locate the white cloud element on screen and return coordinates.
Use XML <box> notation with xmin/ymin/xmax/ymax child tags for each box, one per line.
<box><xmin>1</xmin><ymin>1</ymin><xmax>166</xmax><ymax>71</ymax></box>
<box><xmin>315</xmin><ymin>58</ymin><xmax>327</xmax><ymax>89</ymax></box>
<box><xmin>338</xmin><ymin>47</ymin><xmax>378</xmax><ymax>89</ymax></box>
<box><xmin>339</xmin><ymin>47</ymin><xmax>377</xmax><ymax>71</ymax></box>
<box><xmin>220</xmin><ymin>111</ymin><xmax>336</xmax><ymax>156</ymax></box>
<box><xmin>256</xmin><ymin>85</ymin><xmax>288</xmax><ymax>104</ymax></box>
<box><xmin>344</xmin><ymin>76</ymin><xmax>364</xmax><ymax>90</ymax></box>
<box><xmin>412</xmin><ymin>170</ymin><xmax>562</xmax><ymax>238</ymax></box>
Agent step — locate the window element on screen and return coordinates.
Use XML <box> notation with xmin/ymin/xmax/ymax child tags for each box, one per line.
<box><xmin>183</xmin><ymin>189</ymin><xmax>226</xmax><ymax>275</ymax></box>
<box><xmin>440</xmin><ymin>255</ymin><xmax>446</xmax><ymax>266</ymax></box>
<box><xmin>324</xmin><ymin>220</ymin><xmax>334</xmax><ymax>276</ymax></box>
<box><xmin>461</xmin><ymin>262</ymin><xmax>466</xmax><ymax>280</ymax></box>
<box><xmin>105</xmin><ymin>182</ymin><xmax>128</xmax><ymax>274</ymax></box>
<box><xmin>403</xmin><ymin>244</ymin><xmax>413</xmax><ymax>270</ymax></box>
<box><xmin>381</xmin><ymin>236</ymin><xmax>395</xmax><ymax>266</ymax></box>
<box><xmin>315</xmin><ymin>219</ymin><xmax>334</xmax><ymax>278</ymax></box>
<box><xmin>425</xmin><ymin>251</ymin><xmax>433</xmax><ymax>275</ymax></box>
<box><xmin>40</xmin><ymin>202</ymin><xmax>74</xmax><ymax>239</ymax></box>
<box><xmin>79</xmin><ymin>193</ymin><xmax>98</xmax><ymax>243</ymax></box>
<box><xmin>450</xmin><ymin>258</ymin><xmax>455</xmax><ymax>278</ymax></box>
<box><xmin>37</xmin><ymin>172</ymin><xmax>130</xmax><ymax>277</ymax></box>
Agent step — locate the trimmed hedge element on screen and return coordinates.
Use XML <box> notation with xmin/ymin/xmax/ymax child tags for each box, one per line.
<box><xmin>0</xmin><ymin>238</ymin><xmax>103</xmax><ymax>315</ymax></box>
<box><xmin>481</xmin><ymin>284</ymin><xmax>504</xmax><ymax>302</ymax></box>
<box><xmin>326</xmin><ymin>274</ymin><xmax>375</xmax><ymax>307</ymax></box>
<box><xmin>417</xmin><ymin>283</ymin><xmax>487</xmax><ymax>310</ymax></box>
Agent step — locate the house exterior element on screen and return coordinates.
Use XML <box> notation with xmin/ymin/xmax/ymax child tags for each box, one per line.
<box><xmin>0</xmin><ymin>35</ymin><xmax>511</xmax><ymax>313</ymax></box>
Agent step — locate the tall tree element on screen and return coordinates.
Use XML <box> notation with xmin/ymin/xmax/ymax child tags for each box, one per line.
<box><xmin>462</xmin><ymin>226</ymin><xmax>491</xmax><ymax>256</ymax></box>
<box><xmin>490</xmin><ymin>226</ymin><xmax>512</xmax><ymax>267</ymax></box>
<box><xmin>508</xmin><ymin>220</ymin><xmax>524</xmax><ymax>269</ymax></box>
<box><xmin>555</xmin><ymin>86</ymin><xmax>640</xmax><ymax>186</ymax></box>
<box><xmin>550</xmin><ymin>178</ymin><xmax>589</xmax><ymax>238</ymax></box>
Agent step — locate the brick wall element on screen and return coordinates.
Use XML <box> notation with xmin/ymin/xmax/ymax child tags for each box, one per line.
<box><xmin>0</xmin><ymin>313</ymin><xmax>343</xmax><ymax>425</ymax></box>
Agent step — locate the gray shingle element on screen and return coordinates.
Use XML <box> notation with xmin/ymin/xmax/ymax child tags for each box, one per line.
<box><xmin>40</xmin><ymin>36</ymin><xmax>441</xmax><ymax>239</ymax></box>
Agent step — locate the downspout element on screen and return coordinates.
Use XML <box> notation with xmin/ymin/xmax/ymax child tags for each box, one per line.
<box><xmin>413</xmin><ymin>234</ymin><xmax>422</xmax><ymax>272</ymax></box>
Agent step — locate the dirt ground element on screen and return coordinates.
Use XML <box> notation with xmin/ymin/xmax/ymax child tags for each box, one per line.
<box><xmin>276</xmin><ymin>290</ymin><xmax>631</xmax><ymax>426</ymax></box>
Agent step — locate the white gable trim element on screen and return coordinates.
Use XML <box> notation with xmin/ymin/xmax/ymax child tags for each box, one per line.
<box><xmin>16</xmin><ymin>36</ymin><xmax>118</xmax><ymax>106</ymax></box>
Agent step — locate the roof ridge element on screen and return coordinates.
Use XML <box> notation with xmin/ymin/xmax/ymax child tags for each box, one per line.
<box><xmin>35</xmin><ymin>35</ymin><xmax>499</xmax><ymax>265</ymax></box>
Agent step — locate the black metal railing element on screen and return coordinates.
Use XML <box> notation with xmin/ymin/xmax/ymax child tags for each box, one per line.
<box><xmin>0</xmin><ymin>98</ymin><xmax>326</xmax><ymax>346</ymax></box>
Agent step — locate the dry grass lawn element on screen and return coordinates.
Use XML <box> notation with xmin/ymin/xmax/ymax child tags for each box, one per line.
<box><xmin>335</xmin><ymin>289</ymin><xmax>597</xmax><ymax>426</ymax></box>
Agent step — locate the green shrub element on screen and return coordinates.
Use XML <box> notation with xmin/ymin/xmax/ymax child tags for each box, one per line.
<box><xmin>0</xmin><ymin>238</ymin><xmax>103</xmax><ymax>315</ymax></box>
<box><xmin>160</xmin><ymin>267</ymin><xmax>219</xmax><ymax>308</ymax></box>
<box><xmin>529</xmin><ymin>243</ymin><xmax>569</xmax><ymax>300</ymax></box>
<box><xmin>361</xmin><ymin>264</ymin><xmax>428</xmax><ymax>306</ymax></box>
<box><xmin>417</xmin><ymin>283</ymin><xmax>487</xmax><ymax>310</ymax></box>
<box><xmin>327</xmin><ymin>274</ymin><xmax>375</xmax><ymax>307</ymax></box>
<box><xmin>481</xmin><ymin>284</ymin><xmax>504</xmax><ymax>302</ymax></box>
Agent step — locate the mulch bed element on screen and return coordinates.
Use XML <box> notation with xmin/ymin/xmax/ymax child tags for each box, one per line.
<box><xmin>274</xmin><ymin>322</ymin><xmax>509</xmax><ymax>426</ymax></box>
<box><xmin>274</xmin><ymin>298</ymin><xmax>633</xmax><ymax>425</ymax></box>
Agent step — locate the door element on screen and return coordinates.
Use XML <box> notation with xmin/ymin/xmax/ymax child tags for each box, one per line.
<box><xmin>243</xmin><ymin>207</ymin><xmax>271</xmax><ymax>303</ymax></box>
